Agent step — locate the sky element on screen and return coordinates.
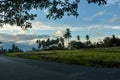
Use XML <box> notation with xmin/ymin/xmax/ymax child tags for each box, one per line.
<box><xmin>0</xmin><ymin>0</ymin><xmax>120</xmax><ymax>50</ymax></box>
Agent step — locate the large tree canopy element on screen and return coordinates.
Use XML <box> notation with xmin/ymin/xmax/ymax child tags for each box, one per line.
<box><xmin>0</xmin><ymin>0</ymin><xmax>107</xmax><ymax>29</ymax></box>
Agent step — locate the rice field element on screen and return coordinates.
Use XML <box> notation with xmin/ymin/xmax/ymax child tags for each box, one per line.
<box><xmin>4</xmin><ymin>47</ymin><xmax>120</xmax><ymax>68</ymax></box>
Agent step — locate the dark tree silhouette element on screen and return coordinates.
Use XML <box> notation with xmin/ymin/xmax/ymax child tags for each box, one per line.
<box><xmin>59</xmin><ymin>37</ymin><xmax>64</xmax><ymax>48</ymax></box>
<box><xmin>36</xmin><ymin>37</ymin><xmax>65</xmax><ymax>50</ymax></box>
<box><xmin>69</xmin><ymin>40</ymin><xmax>85</xmax><ymax>49</ymax></box>
<box><xmin>103</xmin><ymin>35</ymin><xmax>120</xmax><ymax>47</ymax></box>
<box><xmin>46</xmin><ymin>38</ymin><xmax>50</xmax><ymax>46</ymax></box>
<box><xmin>77</xmin><ymin>35</ymin><xmax>80</xmax><ymax>42</ymax></box>
<box><xmin>10</xmin><ymin>44</ymin><xmax>22</xmax><ymax>52</ymax></box>
<box><xmin>0</xmin><ymin>0</ymin><xmax>107</xmax><ymax>28</ymax></box>
<box><xmin>32</xmin><ymin>47</ymin><xmax>36</xmax><ymax>51</ymax></box>
<box><xmin>36</xmin><ymin>40</ymin><xmax>42</xmax><ymax>50</ymax></box>
<box><xmin>64</xmin><ymin>28</ymin><xmax>72</xmax><ymax>47</ymax></box>
<box><xmin>86</xmin><ymin>34</ymin><xmax>89</xmax><ymax>41</ymax></box>
<box><xmin>0</xmin><ymin>42</ymin><xmax>2</xmax><ymax>44</ymax></box>
<box><xmin>85</xmin><ymin>34</ymin><xmax>91</xmax><ymax>48</ymax></box>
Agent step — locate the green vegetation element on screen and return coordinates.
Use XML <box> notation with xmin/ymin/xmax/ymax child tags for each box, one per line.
<box><xmin>4</xmin><ymin>47</ymin><xmax>120</xmax><ymax>68</ymax></box>
<box><xmin>0</xmin><ymin>0</ymin><xmax>106</xmax><ymax>28</ymax></box>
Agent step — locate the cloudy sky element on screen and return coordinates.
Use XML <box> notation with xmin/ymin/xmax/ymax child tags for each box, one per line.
<box><xmin>0</xmin><ymin>0</ymin><xmax>120</xmax><ymax>49</ymax></box>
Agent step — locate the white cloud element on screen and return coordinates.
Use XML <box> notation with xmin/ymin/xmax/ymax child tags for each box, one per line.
<box><xmin>0</xmin><ymin>33</ymin><xmax>51</xmax><ymax>50</ymax></box>
<box><xmin>0</xmin><ymin>24</ymin><xmax>25</xmax><ymax>34</ymax></box>
<box><xmin>83</xmin><ymin>11</ymin><xmax>105</xmax><ymax>21</ymax></box>
<box><xmin>31</xmin><ymin>21</ymin><xmax>84</xmax><ymax>31</ymax></box>
<box><xmin>31</xmin><ymin>21</ymin><xmax>54</xmax><ymax>31</ymax></box>
<box><xmin>106</xmin><ymin>0</ymin><xmax>120</xmax><ymax>6</ymax></box>
<box><xmin>94</xmin><ymin>31</ymin><xmax>104</xmax><ymax>36</ymax></box>
<box><xmin>112</xmin><ymin>26</ymin><xmax>120</xmax><ymax>30</ymax></box>
<box><xmin>1</xmin><ymin>21</ymin><xmax>120</xmax><ymax>35</ymax></box>
<box><xmin>107</xmin><ymin>0</ymin><xmax>120</xmax><ymax>5</ymax></box>
<box><xmin>113</xmin><ymin>14</ymin><xmax>118</xmax><ymax>17</ymax></box>
<box><xmin>0</xmin><ymin>21</ymin><xmax>120</xmax><ymax>44</ymax></box>
<box><xmin>0</xmin><ymin>33</ymin><xmax>50</xmax><ymax>43</ymax></box>
<box><xmin>94</xmin><ymin>11</ymin><xmax>106</xmax><ymax>16</ymax></box>
<box><xmin>55</xmin><ymin>30</ymin><xmax>63</xmax><ymax>37</ymax></box>
<box><xmin>86</xmin><ymin>25</ymin><xmax>120</xmax><ymax>31</ymax></box>
<box><xmin>79</xmin><ymin>24</ymin><xmax>120</xmax><ymax>42</ymax></box>
<box><xmin>87</xmin><ymin>25</ymin><xmax>103</xmax><ymax>30</ymax></box>
<box><xmin>0</xmin><ymin>21</ymin><xmax>83</xmax><ymax>37</ymax></box>
<box><xmin>109</xmin><ymin>17</ymin><xmax>120</xmax><ymax>23</ymax></box>
<box><xmin>83</xmin><ymin>17</ymin><xmax>93</xmax><ymax>21</ymax></box>
<box><xmin>119</xmin><ymin>3</ymin><xmax>120</xmax><ymax>7</ymax></box>
<box><xmin>16</xmin><ymin>39</ymin><xmax>37</xmax><ymax>45</ymax></box>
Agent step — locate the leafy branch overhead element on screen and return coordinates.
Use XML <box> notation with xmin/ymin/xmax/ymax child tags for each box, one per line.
<box><xmin>0</xmin><ymin>0</ymin><xmax>107</xmax><ymax>29</ymax></box>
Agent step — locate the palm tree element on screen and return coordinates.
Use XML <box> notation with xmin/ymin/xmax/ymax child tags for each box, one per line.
<box><xmin>86</xmin><ymin>35</ymin><xmax>89</xmax><ymax>41</ymax></box>
<box><xmin>64</xmin><ymin>28</ymin><xmax>72</xmax><ymax>47</ymax></box>
<box><xmin>77</xmin><ymin>35</ymin><xmax>80</xmax><ymax>42</ymax></box>
<box><xmin>36</xmin><ymin>40</ymin><xmax>41</xmax><ymax>50</ymax></box>
<box><xmin>85</xmin><ymin>34</ymin><xmax>90</xmax><ymax>48</ymax></box>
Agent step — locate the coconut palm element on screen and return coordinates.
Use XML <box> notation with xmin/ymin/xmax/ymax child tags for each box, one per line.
<box><xmin>64</xmin><ymin>28</ymin><xmax>72</xmax><ymax>47</ymax></box>
<box><xmin>77</xmin><ymin>35</ymin><xmax>80</xmax><ymax>42</ymax></box>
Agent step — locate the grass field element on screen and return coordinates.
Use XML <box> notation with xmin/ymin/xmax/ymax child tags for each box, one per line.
<box><xmin>4</xmin><ymin>47</ymin><xmax>120</xmax><ymax>68</ymax></box>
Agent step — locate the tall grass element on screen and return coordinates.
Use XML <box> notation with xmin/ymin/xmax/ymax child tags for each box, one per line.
<box><xmin>4</xmin><ymin>48</ymin><xmax>120</xmax><ymax>68</ymax></box>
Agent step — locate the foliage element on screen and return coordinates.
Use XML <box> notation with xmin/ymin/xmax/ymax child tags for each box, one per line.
<box><xmin>0</xmin><ymin>41</ymin><xmax>2</xmax><ymax>44</ymax></box>
<box><xmin>69</xmin><ymin>40</ymin><xmax>85</xmax><ymax>49</ymax></box>
<box><xmin>0</xmin><ymin>47</ymin><xmax>7</xmax><ymax>53</ymax></box>
<box><xmin>103</xmin><ymin>35</ymin><xmax>120</xmax><ymax>47</ymax></box>
<box><xmin>59</xmin><ymin>37</ymin><xmax>64</xmax><ymax>47</ymax></box>
<box><xmin>85</xmin><ymin>34</ymin><xmax>91</xmax><ymax>48</ymax></box>
<box><xmin>8</xmin><ymin>44</ymin><xmax>22</xmax><ymax>52</ymax></box>
<box><xmin>87</xmin><ymin>0</ymin><xmax>107</xmax><ymax>5</ymax></box>
<box><xmin>64</xmin><ymin>28</ymin><xmax>72</xmax><ymax>48</ymax></box>
<box><xmin>36</xmin><ymin>37</ymin><xmax>64</xmax><ymax>50</ymax></box>
<box><xmin>32</xmin><ymin>47</ymin><xmax>36</xmax><ymax>51</ymax></box>
<box><xmin>0</xmin><ymin>0</ymin><xmax>107</xmax><ymax>28</ymax></box>
<box><xmin>64</xmin><ymin>28</ymin><xmax>72</xmax><ymax>40</ymax></box>
<box><xmin>77</xmin><ymin>35</ymin><xmax>80</xmax><ymax>42</ymax></box>
<box><xmin>36</xmin><ymin>40</ymin><xmax>42</xmax><ymax>49</ymax></box>
<box><xmin>36</xmin><ymin>34</ymin><xmax>120</xmax><ymax>50</ymax></box>
<box><xmin>86</xmin><ymin>35</ymin><xmax>89</xmax><ymax>41</ymax></box>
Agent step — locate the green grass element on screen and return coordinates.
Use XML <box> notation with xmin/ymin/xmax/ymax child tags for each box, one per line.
<box><xmin>4</xmin><ymin>48</ymin><xmax>120</xmax><ymax>68</ymax></box>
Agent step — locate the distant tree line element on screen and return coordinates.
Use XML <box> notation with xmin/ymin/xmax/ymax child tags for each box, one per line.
<box><xmin>96</xmin><ymin>35</ymin><xmax>120</xmax><ymax>48</ymax></box>
<box><xmin>0</xmin><ymin>44</ymin><xmax>23</xmax><ymax>53</ymax></box>
<box><xmin>1</xmin><ymin>28</ymin><xmax>120</xmax><ymax>53</ymax></box>
<box><xmin>36</xmin><ymin>28</ymin><xmax>120</xmax><ymax>50</ymax></box>
<box><xmin>36</xmin><ymin>37</ymin><xmax>64</xmax><ymax>50</ymax></box>
<box><xmin>69</xmin><ymin>35</ymin><xmax>120</xmax><ymax>49</ymax></box>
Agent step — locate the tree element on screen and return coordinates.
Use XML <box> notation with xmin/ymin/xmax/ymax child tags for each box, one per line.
<box><xmin>85</xmin><ymin>34</ymin><xmax>91</xmax><ymax>48</ymax></box>
<box><xmin>0</xmin><ymin>0</ymin><xmax>107</xmax><ymax>28</ymax></box>
<box><xmin>10</xmin><ymin>44</ymin><xmax>22</xmax><ymax>52</ymax></box>
<box><xmin>86</xmin><ymin>34</ymin><xmax>89</xmax><ymax>41</ymax></box>
<box><xmin>59</xmin><ymin>37</ymin><xmax>64</xmax><ymax>48</ymax></box>
<box><xmin>103</xmin><ymin>37</ymin><xmax>111</xmax><ymax>47</ymax></box>
<box><xmin>36</xmin><ymin>40</ymin><xmax>42</xmax><ymax>50</ymax></box>
<box><xmin>32</xmin><ymin>47</ymin><xmax>36</xmax><ymax>51</ymax></box>
<box><xmin>64</xmin><ymin>28</ymin><xmax>72</xmax><ymax>47</ymax></box>
<box><xmin>103</xmin><ymin>35</ymin><xmax>120</xmax><ymax>47</ymax></box>
<box><xmin>111</xmin><ymin>35</ymin><xmax>117</xmax><ymax>47</ymax></box>
<box><xmin>36</xmin><ymin>37</ymin><xmax>65</xmax><ymax>50</ymax></box>
<box><xmin>77</xmin><ymin>35</ymin><xmax>80</xmax><ymax>42</ymax></box>
<box><xmin>0</xmin><ymin>42</ymin><xmax>2</xmax><ymax>44</ymax></box>
<box><xmin>46</xmin><ymin>38</ymin><xmax>50</xmax><ymax>46</ymax></box>
<box><xmin>69</xmin><ymin>40</ymin><xmax>85</xmax><ymax>49</ymax></box>
<box><xmin>0</xmin><ymin>46</ymin><xmax>4</xmax><ymax>53</ymax></box>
